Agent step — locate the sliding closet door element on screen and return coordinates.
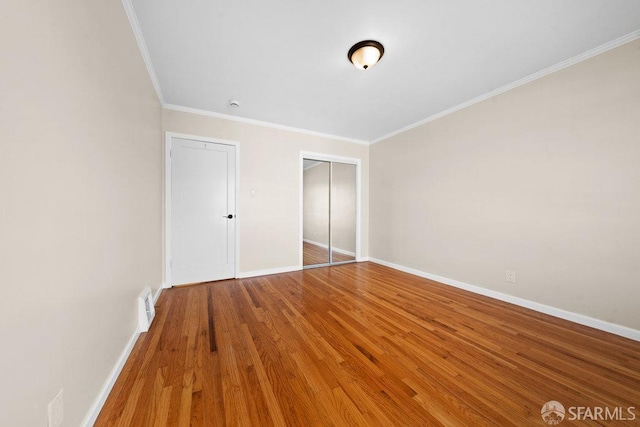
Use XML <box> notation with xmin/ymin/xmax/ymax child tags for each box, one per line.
<box><xmin>303</xmin><ymin>158</ymin><xmax>357</xmax><ymax>268</ymax></box>
<box><xmin>302</xmin><ymin>160</ymin><xmax>330</xmax><ymax>266</ymax></box>
<box><xmin>330</xmin><ymin>162</ymin><xmax>357</xmax><ymax>263</ymax></box>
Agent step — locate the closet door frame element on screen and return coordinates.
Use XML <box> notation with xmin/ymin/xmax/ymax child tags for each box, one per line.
<box><xmin>299</xmin><ymin>151</ymin><xmax>361</xmax><ymax>269</ymax></box>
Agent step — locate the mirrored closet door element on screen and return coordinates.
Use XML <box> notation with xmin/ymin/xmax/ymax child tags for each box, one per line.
<box><xmin>303</xmin><ymin>158</ymin><xmax>357</xmax><ymax>268</ymax></box>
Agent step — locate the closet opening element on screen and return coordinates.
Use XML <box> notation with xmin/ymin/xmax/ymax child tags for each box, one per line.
<box><xmin>301</xmin><ymin>153</ymin><xmax>360</xmax><ymax>268</ymax></box>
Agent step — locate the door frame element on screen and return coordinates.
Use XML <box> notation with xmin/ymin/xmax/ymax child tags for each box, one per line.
<box><xmin>164</xmin><ymin>132</ymin><xmax>240</xmax><ymax>287</ymax></box>
<box><xmin>299</xmin><ymin>151</ymin><xmax>362</xmax><ymax>268</ymax></box>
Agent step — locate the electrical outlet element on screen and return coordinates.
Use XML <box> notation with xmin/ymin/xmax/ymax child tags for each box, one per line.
<box><xmin>48</xmin><ymin>389</ymin><xmax>63</xmax><ymax>427</ymax></box>
<box><xmin>506</xmin><ymin>270</ymin><xmax>517</xmax><ymax>284</ymax></box>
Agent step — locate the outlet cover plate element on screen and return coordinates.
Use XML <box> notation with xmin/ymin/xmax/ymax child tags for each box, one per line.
<box><xmin>506</xmin><ymin>270</ymin><xmax>517</xmax><ymax>284</ymax></box>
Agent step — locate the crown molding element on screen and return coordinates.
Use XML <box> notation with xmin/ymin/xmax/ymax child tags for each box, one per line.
<box><xmin>371</xmin><ymin>29</ymin><xmax>640</xmax><ymax>145</ymax></box>
<box><xmin>122</xmin><ymin>1</ymin><xmax>638</xmax><ymax>148</ymax></box>
<box><xmin>121</xmin><ymin>0</ymin><xmax>165</xmax><ymax>105</ymax></box>
<box><xmin>163</xmin><ymin>104</ymin><xmax>371</xmax><ymax>145</ymax></box>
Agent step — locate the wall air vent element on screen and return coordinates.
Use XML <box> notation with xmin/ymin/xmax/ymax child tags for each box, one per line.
<box><xmin>138</xmin><ymin>287</ymin><xmax>156</xmax><ymax>332</ymax></box>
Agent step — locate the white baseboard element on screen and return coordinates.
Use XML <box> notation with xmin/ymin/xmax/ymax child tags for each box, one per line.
<box><xmin>369</xmin><ymin>258</ymin><xmax>640</xmax><ymax>342</ymax></box>
<box><xmin>238</xmin><ymin>265</ymin><xmax>301</xmax><ymax>279</ymax></box>
<box><xmin>82</xmin><ymin>284</ymin><xmax>164</xmax><ymax>426</ymax></box>
<box><xmin>154</xmin><ymin>285</ymin><xmax>164</xmax><ymax>303</ymax></box>
<box><xmin>81</xmin><ymin>328</ymin><xmax>140</xmax><ymax>426</ymax></box>
<box><xmin>303</xmin><ymin>239</ymin><xmax>356</xmax><ymax>257</ymax></box>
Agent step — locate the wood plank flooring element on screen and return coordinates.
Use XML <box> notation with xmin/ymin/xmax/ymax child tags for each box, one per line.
<box><xmin>303</xmin><ymin>241</ymin><xmax>355</xmax><ymax>266</ymax></box>
<box><xmin>96</xmin><ymin>262</ymin><xmax>640</xmax><ymax>426</ymax></box>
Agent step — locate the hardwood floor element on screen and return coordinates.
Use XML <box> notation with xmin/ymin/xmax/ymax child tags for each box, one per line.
<box><xmin>96</xmin><ymin>262</ymin><xmax>640</xmax><ymax>426</ymax></box>
<box><xmin>303</xmin><ymin>241</ymin><xmax>355</xmax><ymax>266</ymax></box>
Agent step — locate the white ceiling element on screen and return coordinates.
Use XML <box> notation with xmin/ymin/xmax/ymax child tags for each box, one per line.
<box><xmin>130</xmin><ymin>0</ymin><xmax>640</xmax><ymax>143</ymax></box>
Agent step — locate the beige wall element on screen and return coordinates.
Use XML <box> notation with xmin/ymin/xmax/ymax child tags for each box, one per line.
<box><xmin>370</xmin><ymin>40</ymin><xmax>640</xmax><ymax>331</ymax></box>
<box><xmin>0</xmin><ymin>1</ymin><xmax>162</xmax><ymax>426</ymax></box>
<box><xmin>303</xmin><ymin>162</ymin><xmax>357</xmax><ymax>253</ymax></box>
<box><xmin>163</xmin><ymin>109</ymin><xmax>369</xmax><ymax>272</ymax></box>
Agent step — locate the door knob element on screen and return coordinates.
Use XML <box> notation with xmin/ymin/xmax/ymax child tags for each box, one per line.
<box><xmin>224</xmin><ymin>214</ymin><xmax>234</xmax><ymax>219</ymax></box>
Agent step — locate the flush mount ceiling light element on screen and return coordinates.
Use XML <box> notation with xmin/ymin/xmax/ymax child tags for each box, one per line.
<box><xmin>348</xmin><ymin>40</ymin><xmax>384</xmax><ymax>70</ymax></box>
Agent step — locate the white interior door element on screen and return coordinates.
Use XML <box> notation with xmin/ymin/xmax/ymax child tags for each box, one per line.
<box><xmin>171</xmin><ymin>138</ymin><xmax>236</xmax><ymax>285</ymax></box>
